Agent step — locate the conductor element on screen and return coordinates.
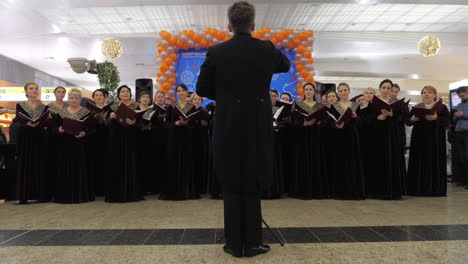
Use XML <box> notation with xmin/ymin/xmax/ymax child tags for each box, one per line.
<box><xmin>196</xmin><ymin>1</ymin><xmax>290</xmax><ymax>258</ymax></box>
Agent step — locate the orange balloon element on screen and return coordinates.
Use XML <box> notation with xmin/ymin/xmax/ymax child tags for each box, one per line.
<box><xmin>270</xmin><ymin>37</ymin><xmax>278</xmax><ymax>45</ymax></box>
<box><xmin>187</xmin><ymin>31</ymin><xmax>194</xmax><ymax>38</ymax></box>
<box><xmin>164</xmin><ymin>57</ymin><xmax>174</xmax><ymax>65</ymax></box>
<box><xmin>162</xmin><ymin>82</ymin><xmax>170</xmax><ymax>91</ymax></box>
<box><xmin>169</xmin><ymin>53</ymin><xmax>177</xmax><ymax>61</ymax></box>
<box><xmin>300</xmin><ymin>69</ymin><xmax>308</xmax><ymax>78</ymax></box>
<box><xmin>200</xmin><ymin>38</ymin><xmax>208</xmax><ymax>47</ymax></box>
<box><xmin>287</xmin><ymin>43</ymin><xmax>294</xmax><ymax>50</ymax></box>
<box><xmin>193</xmin><ymin>34</ymin><xmax>201</xmax><ymax>43</ymax></box>
<box><xmin>298</xmin><ymin>33</ymin><xmax>307</xmax><ymax>41</ymax></box>
<box><xmin>305</xmin><ymin>75</ymin><xmax>314</xmax><ymax>83</ymax></box>
<box><xmin>160</xmin><ymin>63</ymin><xmax>168</xmax><ymax>73</ymax></box>
<box><xmin>296</xmin><ymin>63</ymin><xmax>304</xmax><ymax>72</ymax></box>
<box><xmin>168</xmin><ymin>77</ymin><xmax>176</xmax><ymax>85</ymax></box>
<box><xmin>157</xmin><ymin>71</ymin><xmax>164</xmax><ymax>77</ymax></box>
<box><xmin>297</xmin><ymin>45</ymin><xmax>306</xmax><ymax>54</ymax></box>
<box><xmin>216</xmin><ymin>31</ymin><xmax>225</xmax><ymax>40</ymax></box>
<box><xmin>168</xmin><ymin>37</ymin><xmax>177</xmax><ymax>46</ymax></box>
<box><xmin>292</xmin><ymin>38</ymin><xmax>301</xmax><ymax>47</ymax></box>
<box><xmin>264</xmin><ymin>27</ymin><xmax>271</xmax><ymax>33</ymax></box>
<box><xmin>303</xmin><ymin>50</ymin><xmax>311</xmax><ymax>59</ymax></box>
<box><xmin>182</xmin><ymin>43</ymin><xmax>189</xmax><ymax>50</ymax></box>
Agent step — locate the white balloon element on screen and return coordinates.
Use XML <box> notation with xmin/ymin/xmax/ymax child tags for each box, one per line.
<box><xmin>206</xmin><ymin>35</ymin><xmax>213</xmax><ymax>41</ymax></box>
<box><xmin>194</xmin><ymin>44</ymin><xmax>201</xmax><ymax>50</ymax></box>
<box><xmin>169</xmin><ymin>65</ymin><xmax>176</xmax><ymax>71</ymax></box>
<box><xmin>288</xmin><ymin>34</ymin><xmax>295</xmax><ymax>39</ymax></box>
<box><xmin>159</xmin><ymin>76</ymin><xmax>167</xmax><ymax>82</ymax></box>
<box><xmin>155</xmin><ymin>35</ymin><xmax>162</xmax><ymax>42</ymax></box>
<box><xmin>305</xmin><ymin>64</ymin><xmax>313</xmax><ymax>70</ymax></box>
<box><xmin>282</xmin><ymin>39</ymin><xmax>288</xmax><ymax>46</ymax></box>
<box><xmin>160</xmin><ymin>51</ymin><xmax>169</xmax><ymax>58</ymax></box>
<box><xmin>292</xmin><ymin>48</ymin><xmax>297</xmax><ymax>52</ymax></box>
<box><xmin>298</xmin><ymin>77</ymin><xmax>304</xmax><ymax>83</ymax></box>
<box><xmin>188</xmin><ymin>39</ymin><xmax>194</xmax><ymax>47</ymax></box>
<box><xmin>155</xmin><ymin>57</ymin><xmax>162</xmax><ymax>64</ymax></box>
<box><xmin>300</xmin><ymin>57</ymin><xmax>308</xmax><ymax>64</ymax></box>
<box><xmin>180</xmin><ymin>34</ymin><xmax>188</xmax><ymax>40</ymax></box>
<box><xmin>167</xmin><ymin>47</ymin><xmax>174</xmax><ymax>53</ymax></box>
<box><xmin>295</xmin><ymin>53</ymin><xmax>302</xmax><ymax>59</ymax></box>
<box><xmin>264</xmin><ymin>33</ymin><xmax>271</xmax><ymax>39</ymax></box>
<box><xmin>161</xmin><ymin>40</ymin><xmax>169</xmax><ymax>46</ymax></box>
<box><xmin>168</xmin><ymin>90</ymin><xmax>174</xmax><ymax>95</ymax></box>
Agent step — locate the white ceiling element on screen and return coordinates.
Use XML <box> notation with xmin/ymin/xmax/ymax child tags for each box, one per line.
<box><xmin>0</xmin><ymin>0</ymin><xmax>468</xmax><ymax>90</ymax></box>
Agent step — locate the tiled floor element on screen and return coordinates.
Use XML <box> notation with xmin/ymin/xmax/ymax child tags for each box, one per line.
<box><xmin>1</xmin><ymin>184</ymin><xmax>468</xmax><ymax>263</ymax></box>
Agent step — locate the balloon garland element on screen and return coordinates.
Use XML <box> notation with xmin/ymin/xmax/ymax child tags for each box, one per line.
<box><xmin>155</xmin><ymin>28</ymin><xmax>315</xmax><ymax>99</ymax></box>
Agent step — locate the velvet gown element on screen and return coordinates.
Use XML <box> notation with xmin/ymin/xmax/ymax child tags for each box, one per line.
<box><xmin>205</xmin><ymin>102</ymin><xmax>222</xmax><ymax>198</ymax></box>
<box><xmin>86</xmin><ymin>103</ymin><xmax>112</xmax><ymax>196</ymax></box>
<box><xmin>136</xmin><ymin>106</ymin><xmax>154</xmax><ymax>195</ymax></box>
<box><xmin>192</xmin><ymin>107</ymin><xmax>210</xmax><ymax>195</ymax></box>
<box><xmin>356</xmin><ymin>105</ymin><xmax>373</xmax><ymax>189</ymax></box>
<box><xmin>51</xmin><ymin>107</ymin><xmax>95</xmax><ymax>203</ymax></box>
<box><xmin>406</xmin><ymin>103</ymin><xmax>449</xmax><ymax>196</ymax></box>
<box><xmin>15</xmin><ymin>102</ymin><xmax>50</xmax><ymax>203</ymax></box>
<box><xmin>366</xmin><ymin>97</ymin><xmax>405</xmax><ymax>199</ymax></box>
<box><xmin>288</xmin><ymin>101</ymin><xmax>328</xmax><ymax>199</ymax></box>
<box><xmin>325</xmin><ymin>102</ymin><xmax>365</xmax><ymax>200</ymax></box>
<box><xmin>159</xmin><ymin>102</ymin><xmax>199</xmax><ymax>200</ymax></box>
<box><xmin>46</xmin><ymin>101</ymin><xmax>68</xmax><ymax>194</ymax></box>
<box><xmin>262</xmin><ymin>104</ymin><xmax>286</xmax><ymax>199</ymax></box>
<box><xmin>141</xmin><ymin>104</ymin><xmax>171</xmax><ymax>195</ymax></box>
<box><xmin>105</xmin><ymin>102</ymin><xmax>143</xmax><ymax>203</ymax></box>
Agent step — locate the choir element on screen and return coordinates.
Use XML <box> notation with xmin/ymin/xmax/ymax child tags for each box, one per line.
<box><xmin>13</xmin><ymin>79</ymin><xmax>450</xmax><ymax>204</ymax></box>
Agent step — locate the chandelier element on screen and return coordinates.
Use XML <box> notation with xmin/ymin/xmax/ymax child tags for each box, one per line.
<box><xmin>102</xmin><ymin>38</ymin><xmax>123</xmax><ymax>59</ymax></box>
<box><xmin>418</xmin><ymin>35</ymin><xmax>440</xmax><ymax>57</ymax></box>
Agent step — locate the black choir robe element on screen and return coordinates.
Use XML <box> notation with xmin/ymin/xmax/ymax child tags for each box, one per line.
<box><xmin>86</xmin><ymin>103</ymin><xmax>112</xmax><ymax>196</ymax></box>
<box><xmin>51</xmin><ymin>107</ymin><xmax>95</xmax><ymax>203</ymax></box>
<box><xmin>141</xmin><ymin>104</ymin><xmax>171</xmax><ymax>195</ymax></box>
<box><xmin>105</xmin><ymin>102</ymin><xmax>143</xmax><ymax>203</ymax></box>
<box><xmin>262</xmin><ymin>103</ymin><xmax>286</xmax><ymax>199</ymax></box>
<box><xmin>15</xmin><ymin>102</ymin><xmax>50</xmax><ymax>203</ymax></box>
<box><xmin>288</xmin><ymin>101</ymin><xmax>328</xmax><ymax>199</ymax></box>
<box><xmin>406</xmin><ymin>103</ymin><xmax>449</xmax><ymax>196</ymax></box>
<box><xmin>325</xmin><ymin>102</ymin><xmax>365</xmax><ymax>199</ymax></box>
<box><xmin>356</xmin><ymin>104</ymin><xmax>373</xmax><ymax>187</ymax></box>
<box><xmin>192</xmin><ymin>107</ymin><xmax>210</xmax><ymax>194</ymax></box>
<box><xmin>159</xmin><ymin>102</ymin><xmax>200</xmax><ymax>200</ymax></box>
<box><xmin>366</xmin><ymin>97</ymin><xmax>405</xmax><ymax>200</ymax></box>
<box><xmin>136</xmin><ymin>106</ymin><xmax>154</xmax><ymax>195</ymax></box>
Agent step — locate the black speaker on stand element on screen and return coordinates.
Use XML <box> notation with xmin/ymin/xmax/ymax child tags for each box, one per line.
<box><xmin>135</xmin><ymin>78</ymin><xmax>153</xmax><ymax>103</ymax></box>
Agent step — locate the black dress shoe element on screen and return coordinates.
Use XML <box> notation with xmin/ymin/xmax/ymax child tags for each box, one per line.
<box><xmin>244</xmin><ymin>244</ymin><xmax>270</xmax><ymax>257</ymax></box>
<box><xmin>223</xmin><ymin>245</ymin><xmax>242</xmax><ymax>258</ymax></box>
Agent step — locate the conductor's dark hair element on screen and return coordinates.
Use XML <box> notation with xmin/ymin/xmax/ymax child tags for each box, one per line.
<box><xmin>92</xmin><ymin>88</ymin><xmax>108</xmax><ymax>98</ymax></box>
<box><xmin>117</xmin><ymin>85</ymin><xmax>132</xmax><ymax>100</ymax></box>
<box><xmin>379</xmin><ymin>79</ymin><xmax>393</xmax><ymax>89</ymax></box>
<box><xmin>176</xmin><ymin>84</ymin><xmax>188</xmax><ymax>92</ymax></box>
<box><xmin>457</xmin><ymin>86</ymin><xmax>468</xmax><ymax>94</ymax></box>
<box><xmin>228</xmin><ymin>1</ymin><xmax>255</xmax><ymax>33</ymax></box>
<box><xmin>270</xmin><ymin>90</ymin><xmax>279</xmax><ymax>96</ymax></box>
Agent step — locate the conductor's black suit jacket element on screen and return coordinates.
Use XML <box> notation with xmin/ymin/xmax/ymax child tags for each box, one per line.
<box><xmin>196</xmin><ymin>32</ymin><xmax>290</xmax><ymax>192</ymax></box>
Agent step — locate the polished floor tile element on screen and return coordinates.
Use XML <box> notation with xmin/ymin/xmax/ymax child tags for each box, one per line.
<box><xmin>308</xmin><ymin>227</ymin><xmax>355</xmax><ymax>243</ymax></box>
<box><xmin>144</xmin><ymin>229</ymin><xmax>184</xmax><ymax>245</ymax></box>
<box><xmin>338</xmin><ymin>226</ymin><xmax>390</xmax><ymax>242</ymax></box>
<box><xmin>108</xmin><ymin>230</ymin><xmax>153</xmax><ymax>246</ymax></box>
<box><xmin>369</xmin><ymin>226</ymin><xmax>424</xmax><ymax>242</ymax></box>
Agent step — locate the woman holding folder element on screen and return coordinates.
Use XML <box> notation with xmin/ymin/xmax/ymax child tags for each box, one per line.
<box><xmin>136</xmin><ymin>91</ymin><xmax>155</xmax><ymax>195</ymax></box>
<box><xmin>16</xmin><ymin>82</ymin><xmax>50</xmax><ymax>204</ymax></box>
<box><xmin>325</xmin><ymin>83</ymin><xmax>365</xmax><ymax>199</ymax></box>
<box><xmin>87</xmin><ymin>89</ymin><xmax>112</xmax><ymax>196</ymax></box>
<box><xmin>406</xmin><ymin>86</ymin><xmax>449</xmax><ymax>196</ymax></box>
<box><xmin>288</xmin><ymin>83</ymin><xmax>328</xmax><ymax>199</ymax></box>
<box><xmin>51</xmin><ymin>88</ymin><xmax>95</xmax><ymax>203</ymax></box>
<box><xmin>191</xmin><ymin>93</ymin><xmax>210</xmax><ymax>194</ymax></box>
<box><xmin>160</xmin><ymin>84</ymin><xmax>199</xmax><ymax>200</ymax></box>
<box><xmin>105</xmin><ymin>85</ymin><xmax>143</xmax><ymax>203</ymax></box>
<box><xmin>366</xmin><ymin>79</ymin><xmax>405</xmax><ymax>199</ymax></box>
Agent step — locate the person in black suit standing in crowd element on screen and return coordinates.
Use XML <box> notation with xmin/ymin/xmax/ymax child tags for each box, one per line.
<box><xmin>196</xmin><ymin>1</ymin><xmax>290</xmax><ymax>258</ymax></box>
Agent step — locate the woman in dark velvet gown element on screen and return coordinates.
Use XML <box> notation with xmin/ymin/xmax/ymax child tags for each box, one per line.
<box><xmin>192</xmin><ymin>93</ymin><xmax>210</xmax><ymax>195</ymax></box>
<box><xmin>366</xmin><ymin>79</ymin><xmax>405</xmax><ymax>199</ymax></box>
<box><xmin>105</xmin><ymin>85</ymin><xmax>143</xmax><ymax>203</ymax></box>
<box><xmin>357</xmin><ymin>88</ymin><xmax>376</xmax><ymax>190</ymax></box>
<box><xmin>326</xmin><ymin>83</ymin><xmax>365</xmax><ymax>199</ymax></box>
<box><xmin>278</xmin><ymin>92</ymin><xmax>293</xmax><ymax>195</ymax></box>
<box><xmin>52</xmin><ymin>88</ymin><xmax>95</xmax><ymax>203</ymax></box>
<box><xmin>205</xmin><ymin>101</ymin><xmax>221</xmax><ymax>198</ymax></box>
<box><xmin>406</xmin><ymin>86</ymin><xmax>449</xmax><ymax>196</ymax></box>
<box><xmin>143</xmin><ymin>91</ymin><xmax>171</xmax><ymax>196</ymax></box>
<box><xmin>160</xmin><ymin>84</ymin><xmax>200</xmax><ymax>200</ymax></box>
<box><xmin>16</xmin><ymin>82</ymin><xmax>50</xmax><ymax>204</ymax></box>
<box><xmin>263</xmin><ymin>90</ymin><xmax>285</xmax><ymax>199</ymax></box>
<box><xmin>46</xmin><ymin>86</ymin><xmax>68</xmax><ymax>200</ymax></box>
<box><xmin>86</xmin><ymin>89</ymin><xmax>111</xmax><ymax>196</ymax></box>
<box><xmin>136</xmin><ymin>91</ymin><xmax>154</xmax><ymax>195</ymax></box>
<box><xmin>288</xmin><ymin>83</ymin><xmax>328</xmax><ymax>199</ymax></box>
<box><xmin>322</xmin><ymin>90</ymin><xmax>339</xmax><ymax>197</ymax></box>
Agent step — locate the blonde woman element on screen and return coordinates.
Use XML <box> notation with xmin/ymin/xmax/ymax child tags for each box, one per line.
<box><xmin>53</xmin><ymin>88</ymin><xmax>95</xmax><ymax>203</ymax></box>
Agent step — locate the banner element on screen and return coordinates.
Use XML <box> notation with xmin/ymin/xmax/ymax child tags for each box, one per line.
<box><xmin>175</xmin><ymin>48</ymin><xmax>297</xmax><ymax>107</ymax></box>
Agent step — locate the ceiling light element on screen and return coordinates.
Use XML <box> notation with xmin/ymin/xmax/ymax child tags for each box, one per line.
<box><xmin>418</xmin><ymin>35</ymin><xmax>441</xmax><ymax>57</ymax></box>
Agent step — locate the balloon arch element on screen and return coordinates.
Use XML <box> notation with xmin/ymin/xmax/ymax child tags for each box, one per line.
<box><xmin>155</xmin><ymin>28</ymin><xmax>315</xmax><ymax>100</ymax></box>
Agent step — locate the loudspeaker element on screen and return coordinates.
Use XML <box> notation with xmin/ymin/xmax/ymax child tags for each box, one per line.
<box><xmin>135</xmin><ymin>78</ymin><xmax>153</xmax><ymax>102</ymax></box>
<box><xmin>317</xmin><ymin>82</ymin><xmax>336</xmax><ymax>94</ymax></box>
